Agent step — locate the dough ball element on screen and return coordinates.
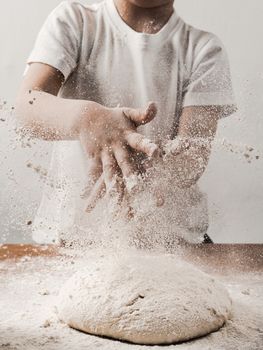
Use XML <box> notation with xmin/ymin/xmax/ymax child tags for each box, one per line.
<box><xmin>57</xmin><ymin>254</ymin><xmax>232</xmax><ymax>345</ymax></box>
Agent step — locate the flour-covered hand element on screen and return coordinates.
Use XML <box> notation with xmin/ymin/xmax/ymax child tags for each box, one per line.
<box><xmin>79</xmin><ymin>102</ymin><xmax>159</xmax><ymax>212</ymax></box>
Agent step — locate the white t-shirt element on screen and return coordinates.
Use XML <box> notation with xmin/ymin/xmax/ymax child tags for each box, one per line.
<box><xmin>26</xmin><ymin>0</ymin><xmax>236</xmax><ymax>245</ymax></box>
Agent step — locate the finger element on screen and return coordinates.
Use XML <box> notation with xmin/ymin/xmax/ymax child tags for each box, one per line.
<box><xmin>101</xmin><ymin>148</ymin><xmax>124</xmax><ymax>203</ymax></box>
<box><xmin>123</xmin><ymin>102</ymin><xmax>157</xmax><ymax>126</ymax></box>
<box><xmin>86</xmin><ymin>174</ymin><xmax>106</xmax><ymax>213</ymax></box>
<box><xmin>81</xmin><ymin>157</ymin><xmax>102</xmax><ymax>199</ymax></box>
<box><xmin>101</xmin><ymin>148</ymin><xmax>119</xmax><ymax>191</ymax></box>
<box><xmin>113</xmin><ymin>144</ymin><xmax>139</xmax><ymax>193</ymax></box>
<box><xmin>124</xmin><ymin>131</ymin><xmax>160</xmax><ymax>158</ymax></box>
<box><xmin>113</xmin><ymin>143</ymin><xmax>137</xmax><ymax>178</ymax></box>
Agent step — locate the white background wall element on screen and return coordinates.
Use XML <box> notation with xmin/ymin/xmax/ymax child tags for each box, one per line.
<box><xmin>0</xmin><ymin>0</ymin><xmax>262</xmax><ymax>243</ymax></box>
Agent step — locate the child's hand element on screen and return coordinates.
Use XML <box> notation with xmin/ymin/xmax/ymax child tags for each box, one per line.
<box><xmin>79</xmin><ymin>102</ymin><xmax>159</xmax><ymax>212</ymax></box>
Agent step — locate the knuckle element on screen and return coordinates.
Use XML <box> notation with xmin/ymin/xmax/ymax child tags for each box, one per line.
<box><xmin>118</xmin><ymin>155</ymin><xmax>129</xmax><ymax>166</ymax></box>
<box><xmin>135</xmin><ymin>138</ymin><xmax>145</xmax><ymax>150</ymax></box>
<box><xmin>103</xmin><ymin>163</ymin><xmax>113</xmax><ymax>172</ymax></box>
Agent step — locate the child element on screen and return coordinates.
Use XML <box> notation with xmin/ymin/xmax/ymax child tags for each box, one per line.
<box><xmin>16</xmin><ymin>0</ymin><xmax>236</xmax><ymax>246</ymax></box>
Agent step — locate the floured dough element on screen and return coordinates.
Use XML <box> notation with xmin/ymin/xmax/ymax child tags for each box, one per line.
<box><xmin>57</xmin><ymin>254</ymin><xmax>232</xmax><ymax>345</ymax></box>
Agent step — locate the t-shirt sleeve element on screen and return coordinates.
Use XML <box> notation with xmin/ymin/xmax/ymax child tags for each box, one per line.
<box><xmin>26</xmin><ymin>1</ymin><xmax>83</xmax><ymax>80</ymax></box>
<box><xmin>183</xmin><ymin>33</ymin><xmax>237</xmax><ymax>117</ymax></box>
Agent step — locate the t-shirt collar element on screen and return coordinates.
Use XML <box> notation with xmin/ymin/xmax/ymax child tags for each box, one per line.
<box><xmin>105</xmin><ymin>0</ymin><xmax>180</xmax><ymax>44</ymax></box>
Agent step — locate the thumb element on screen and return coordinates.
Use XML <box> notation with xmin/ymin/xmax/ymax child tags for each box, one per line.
<box><xmin>123</xmin><ymin>102</ymin><xmax>158</xmax><ymax>126</ymax></box>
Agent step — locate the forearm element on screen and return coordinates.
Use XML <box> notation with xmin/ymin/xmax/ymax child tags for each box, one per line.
<box><xmin>15</xmin><ymin>90</ymin><xmax>101</xmax><ymax>141</ymax></box>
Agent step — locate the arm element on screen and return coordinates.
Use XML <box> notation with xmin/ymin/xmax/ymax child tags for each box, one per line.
<box><xmin>15</xmin><ymin>63</ymin><xmax>159</xmax><ymax>147</ymax></box>
<box><xmin>165</xmin><ymin>105</ymin><xmax>222</xmax><ymax>188</ymax></box>
<box><xmin>15</xmin><ymin>63</ymin><xmax>159</xmax><ymax>208</ymax></box>
<box><xmin>165</xmin><ymin>34</ymin><xmax>236</xmax><ymax>189</ymax></box>
<box><xmin>15</xmin><ymin>63</ymin><xmax>99</xmax><ymax>140</ymax></box>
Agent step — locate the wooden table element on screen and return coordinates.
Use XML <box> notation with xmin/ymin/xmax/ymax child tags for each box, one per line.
<box><xmin>0</xmin><ymin>244</ymin><xmax>57</xmax><ymax>260</ymax></box>
<box><xmin>1</xmin><ymin>244</ymin><xmax>263</xmax><ymax>273</ymax></box>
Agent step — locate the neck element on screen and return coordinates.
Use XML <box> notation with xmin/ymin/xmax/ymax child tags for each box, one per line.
<box><xmin>113</xmin><ymin>0</ymin><xmax>174</xmax><ymax>34</ymax></box>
